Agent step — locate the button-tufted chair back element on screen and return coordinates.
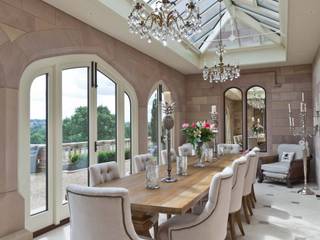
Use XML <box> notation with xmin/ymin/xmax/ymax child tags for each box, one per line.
<box><xmin>217</xmin><ymin>144</ymin><xmax>241</xmax><ymax>155</ymax></box>
<box><xmin>133</xmin><ymin>153</ymin><xmax>153</xmax><ymax>173</ymax></box>
<box><xmin>178</xmin><ymin>143</ymin><xmax>193</xmax><ymax>156</ymax></box>
<box><xmin>251</xmin><ymin>147</ymin><xmax>260</xmax><ymax>184</ymax></box>
<box><xmin>229</xmin><ymin>156</ymin><xmax>248</xmax><ymax>214</ymax></box>
<box><xmin>89</xmin><ymin>161</ymin><xmax>120</xmax><ymax>187</ymax></box>
<box><xmin>243</xmin><ymin>151</ymin><xmax>258</xmax><ymax>196</ymax></box>
<box><xmin>160</xmin><ymin>149</ymin><xmax>177</xmax><ymax>165</ymax></box>
<box><xmin>67</xmin><ymin>184</ymin><xmax>143</xmax><ymax>240</ymax></box>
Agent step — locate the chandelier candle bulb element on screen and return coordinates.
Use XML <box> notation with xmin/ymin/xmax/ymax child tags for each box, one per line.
<box><xmin>163</xmin><ymin>91</ymin><xmax>172</xmax><ymax>104</ymax></box>
<box><xmin>302</xmin><ymin>92</ymin><xmax>305</xmax><ymax>102</ymax></box>
<box><xmin>211</xmin><ymin>105</ymin><xmax>217</xmax><ymax>114</ymax></box>
<box><xmin>288</xmin><ymin>103</ymin><xmax>291</xmax><ymax>113</ymax></box>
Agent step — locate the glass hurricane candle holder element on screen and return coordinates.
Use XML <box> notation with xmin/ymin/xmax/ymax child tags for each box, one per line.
<box><xmin>145</xmin><ymin>163</ymin><xmax>160</xmax><ymax>190</ymax></box>
<box><xmin>176</xmin><ymin>156</ymin><xmax>188</xmax><ymax>176</ymax></box>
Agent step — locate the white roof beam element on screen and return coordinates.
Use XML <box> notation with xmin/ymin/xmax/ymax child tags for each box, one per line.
<box><xmin>222</xmin><ymin>0</ymin><xmax>281</xmax><ymax>46</ymax></box>
<box><xmin>200</xmin><ymin>12</ymin><xmax>231</xmax><ymax>53</ymax></box>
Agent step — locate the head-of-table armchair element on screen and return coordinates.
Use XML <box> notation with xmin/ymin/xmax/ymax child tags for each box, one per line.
<box><xmin>157</xmin><ymin>167</ymin><xmax>233</xmax><ymax>240</ymax></box>
<box><xmin>178</xmin><ymin>143</ymin><xmax>193</xmax><ymax>156</ymax></box>
<box><xmin>67</xmin><ymin>185</ymin><xmax>147</xmax><ymax>240</ymax></box>
<box><xmin>258</xmin><ymin>144</ymin><xmax>308</xmax><ymax>188</ymax></box>
<box><xmin>133</xmin><ymin>153</ymin><xmax>153</xmax><ymax>173</ymax></box>
<box><xmin>89</xmin><ymin>161</ymin><xmax>120</xmax><ymax>187</ymax></box>
<box><xmin>161</xmin><ymin>149</ymin><xmax>177</xmax><ymax>165</ymax></box>
<box><xmin>217</xmin><ymin>144</ymin><xmax>241</xmax><ymax>155</ymax></box>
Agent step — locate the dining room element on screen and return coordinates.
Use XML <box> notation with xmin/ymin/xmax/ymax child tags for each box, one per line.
<box><xmin>0</xmin><ymin>0</ymin><xmax>320</xmax><ymax>240</ymax></box>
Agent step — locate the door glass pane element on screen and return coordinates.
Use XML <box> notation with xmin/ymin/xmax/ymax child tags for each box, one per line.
<box><xmin>247</xmin><ymin>86</ymin><xmax>267</xmax><ymax>151</ymax></box>
<box><xmin>124</xmin><ymin>93</ymin><xmax>132</xmax><ymax>175</ymax></box>
<box><xmin>147</xmin><ymin>90</ymin><xmax>158</xmax><ymax>159</ymax></box>
<box><xmin>224</xmin><ymin>88</ymin><xmax>243</xmax><ymax>148</ymax></box>
<box><xmin>62</xmin><ymin>68</ymin><xmax>89</xmax><ymax>204</ymax></box>
<box><xmin>30</xmin><ymin>74</ymin><xmax>48</xmax><ymax>215</ymax></box>
<box><xmin>96</xmin><ymin>71</ymin><xmax>117</xmax><ymax>164</ymax></box>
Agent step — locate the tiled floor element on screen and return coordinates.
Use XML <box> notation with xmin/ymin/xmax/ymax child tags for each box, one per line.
<box><xmin>35</xmin><ymin>182</ymin><xmax>320</xmax><ymax>240</ymax></box>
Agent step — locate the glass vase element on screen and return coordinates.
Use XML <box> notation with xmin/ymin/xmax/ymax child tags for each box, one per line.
<box><xmin>194</xmin><ymin>142</ymin><xmax>205</xmax><ymax>168</ymax></box>
<box><xmin>145</xmin><ymin>164</ymin><xmax>160</xmax><ymax>189</ymax></box>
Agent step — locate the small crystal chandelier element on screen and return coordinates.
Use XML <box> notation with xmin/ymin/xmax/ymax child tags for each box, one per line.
<box><xmin>128</xmin><ymin>0</ymin><xmax>201</xmax><ymax>46</ymax></box>
<box><xmin>202</xmin><ymin>0</ymin><xmax>240</xmax><ymax>83</ymax></box>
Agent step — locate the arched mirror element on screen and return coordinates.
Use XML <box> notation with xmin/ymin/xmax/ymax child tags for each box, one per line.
<box><xmin>224</xmin><ymin>88</ymin><xmax>243</xmax><ymax>147</ymax></box>
<box><xmin>246</xmin><ymin>86</ymin><xmax>267</xmax><ymax>152</ymax></box>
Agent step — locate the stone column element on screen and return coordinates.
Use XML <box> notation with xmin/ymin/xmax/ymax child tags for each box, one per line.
<box><xmin>0</xmin><ymin>88</ymin><xmax>32</xmax><ymax>240</ymax></box>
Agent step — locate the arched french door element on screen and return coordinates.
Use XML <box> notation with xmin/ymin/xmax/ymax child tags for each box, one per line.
<box><xmin>18</xmin><ymin>55</ymin><xmax>138</xmax><ymax>232</ymax></box>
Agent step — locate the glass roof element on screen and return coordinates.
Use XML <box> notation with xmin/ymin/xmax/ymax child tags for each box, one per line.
<box><xmin>142</xmin><ymin>0</ymin><xmax>281</xmax><ymax>51</ymax></box>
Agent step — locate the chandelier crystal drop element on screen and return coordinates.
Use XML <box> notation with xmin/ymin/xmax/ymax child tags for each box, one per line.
<box><xmin>128</xmin><ymin>0</ymin><xmax>201</xmax><ymax>46</ymax></box>
<box><xmin>202</xmin><ymin>0</ymin><xmax>240</xmax><ymax>83</ymax></box>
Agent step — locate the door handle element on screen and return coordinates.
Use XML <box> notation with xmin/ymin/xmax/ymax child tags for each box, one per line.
<box><xmin>94</xmin><ymin>141</ymin><xmax>98</xmax><ymax>152</ymax></box>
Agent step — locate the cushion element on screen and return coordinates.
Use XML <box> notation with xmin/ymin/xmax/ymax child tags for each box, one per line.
<box><xmin>277</xmin><ymin>144</ymin><xmax>304</xmax><ymax>160</ymax></box>
<box><xmin>261</xmin><ymin>161</ymin><xmax>290</xmax><ymax>174</ymax></box>
<box><xmin>263</xmin><ymin>172</ymin><xmax>287</xmax><ymax>179</ymax></box>
<box><xmin>280</xmin><ymin>152</ymin><xmax>295</xmax><ymax>163</ymax></box>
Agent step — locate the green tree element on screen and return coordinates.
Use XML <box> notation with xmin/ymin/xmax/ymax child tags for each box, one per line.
<box><xmin>97</xmin><ymin>105</ymin><xmax>116</xmax><ymax>141</ymax></box>
<box><xmin>150</xmin><ymin>98</ymin><xmax>158</xmax><ymax>144</ymax></box>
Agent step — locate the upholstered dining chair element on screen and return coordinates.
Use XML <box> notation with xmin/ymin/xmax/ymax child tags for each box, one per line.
<box><xmin>157</xmin><ymin>167</ymin><xmax>234</xmax><ymax>240</ymax></box>
<box><xmin>228</xmin><ymin>156</ymin><xmax>248</xmax><ymax>240</ymax></box>
<box><xmin>258</xmin><ymin>144</ymin><xmax>306</xmax><ymax>188</ymax></box>
<box><xmin>242</xmin><ymin>151</ymin><xmax>259</xmax><ymax>224</ymax></box>
<box><xmin>160</xmin><ymin>149</ymin><xmax>177</xmax><ymax>165</ymax></box>
<box><xmin>178</xmin><ymin>143</ymin><xmax>193</xmax><ymax>156</ymax></box>
<box><xmin>217</xmin><ymin>144</ymin><xmax>241</xmax><ymax>155</ymax></box>
<box><xmin>89</xmin><ymin>161</ymin><xmax>120</xmax><ymax>187</ymax></box>
<box><xmin>133</xmin><ymin>153</ymin><xmax>153</xmax><ymax>173</ymax></box>
<box><xmin>251</xmin><ymin>147</ymin><xmax>260</xmax><ymax>203</ymax></box>
<box><xmin>67</xmin><ymin>185</ymin><xmax>148</xmax><ymax>240</ymax></box>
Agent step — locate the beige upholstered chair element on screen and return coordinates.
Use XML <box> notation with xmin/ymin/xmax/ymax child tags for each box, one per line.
<box><xmin>67</xmin><ymin>185</ymin><xmax>147</xmax><ymax>240</ymax></box>
<box><xmin>242</xmin><ymin>151</ymin><xmax>259</xmax><ymax>224</ymax></box>
<box><xmin>251</xmin><ymin>147</ymin><xmax>260</xmax><ymax>202</ymax></box>
<box><xmin>89</xmin><ymin>161</ymin><xmax>120</xmax><ymax>187</ymax></box>
<box><xmin>157</xmin><ymin>167</ymin><xmax>233</xmax><ymax>240</ymax></box>
<box><xmin>160</xmin><ymin>149</ymin><xmax>177</xmax><ymax>165</ymax></box>
<box><xmin>134</xmin><ymin>153</ymin><xmax>153</xmax><ymax>173</ymax></box>
<box><xmin>217</xmin><ymin>144</ymin><xmax>241</xmax><ymax>155</ymax></box>
<box><xmin>228</xmin><ymin>156</ymin><xmax>248</xmax><ymax>240</ymax></box>
<box><xmin>178</xmin><ymin>143</ymin><xmax>193</xmax><ymax>156</ymax></box>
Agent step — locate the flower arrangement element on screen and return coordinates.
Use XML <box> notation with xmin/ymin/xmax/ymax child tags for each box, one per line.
<box><xmin>181</xmin><ymin>121</ymin><xmax>216</xmax><ymax>146</ymax></box>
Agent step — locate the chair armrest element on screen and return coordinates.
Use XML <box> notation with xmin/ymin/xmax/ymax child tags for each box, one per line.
<box><xmin>257</xmin><ymin>155</ymin><xmax>278</xmax><ymax>177</ymax></box>
<box><xmin>288</xmin><ymin>158</ymin><xmax>304</xmax><ymax>179</ymax></box>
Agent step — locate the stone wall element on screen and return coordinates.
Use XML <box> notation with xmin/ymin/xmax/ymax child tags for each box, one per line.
<box><xmin>312</xmin><ymin>47</ymin><xmax>320</xmax><ymax>186</ymax></box>
<box><xmin>185</xmin><ymin>65</ymin><xmax>313</xmax><ymax>157</ymax></box>
<box><xmin>0</xmin><ymin>0</ymin><xmax>186</xmax><ymax>238</ymax></box>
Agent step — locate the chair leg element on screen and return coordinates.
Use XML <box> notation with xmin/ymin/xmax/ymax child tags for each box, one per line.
<box><xmin>153</xmin><ymin>220</ymin><xmax>158</xmax><ymax>238</ymax></box>
<box><xmin>246</xmin><ymin>196</ymin><xmax>253</xmax><ymax>216</ymax></box>
<box><xmin>228</xmin><ymin>213</ymin><xmax>236</xmax><ymax>240</ymax></box>
<box><xmin>242</xmin><ymin>196</ymin><xmax>250</xmax><ymax>224</ymax></box>
<box><xmin>251</xmin><ymin>185</ymin><xmax>257</xmax><ymax>202</ymax></box>
<box><xmin>235</xmin><ymin>210</ymin><xmax>245</xmax><ymax>236</ymax></box>
<box><xmin>249</xmin><ymin>193</ymin><xmax>255</xmax><ymax>209</ymax></box>
<box><xmin>167</xmin><ymin>214</ymin><xmax>172</xmax><ymax>219</ymax></box>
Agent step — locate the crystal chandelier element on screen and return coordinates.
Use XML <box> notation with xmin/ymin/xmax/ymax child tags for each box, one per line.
<box><xmin>128</xmin><ymin>0</ymin><xmax>201</xmax><ymax>46</ymax></box>
<box><xmin>202</xmin><ymin>0</ymin><xmax>240</xmax><ymax>83</ymax></box>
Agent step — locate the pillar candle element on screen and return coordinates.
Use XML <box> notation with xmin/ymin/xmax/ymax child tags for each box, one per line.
<box><xmin>163</xmin><ymin>91</ymin><xmax>172</xmax><ymax>104</ymax></box>
<box><xmin>288</xmin><ymin>103</ymin><xmax>291</xmax><ymax>113</ymax></box>
<box><xmin>302</xmin><ymin>92</ymin><xmax>305</xmax><ymax>102</ymax></box>
<box><xmin>211</xmin><ymin>105</ymin><xmax>217</xmax><ymax>114</ymax></box>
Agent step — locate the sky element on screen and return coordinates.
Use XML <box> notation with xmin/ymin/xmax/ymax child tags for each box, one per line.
<box><xmin>30</xmin><ymin>68</ymin><xmax>131</xmax><ymax>122</ymax></box>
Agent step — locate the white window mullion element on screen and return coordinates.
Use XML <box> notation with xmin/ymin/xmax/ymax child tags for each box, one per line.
<box><xmin>117</xmin><ymin>85</ymin><xmax>125</xmax><ymax>176</ymax></box>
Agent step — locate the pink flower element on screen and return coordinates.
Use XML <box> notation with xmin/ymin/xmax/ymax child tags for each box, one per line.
<box><xmin>204</xmin><ymin>122</ymin><xmax>210</xmax><ymax>129</ymax></box>
<box><xmin>191</xmin><ymin>123</ymin><xmax>196</xmax><ymax>128</ymax></box>
<box><xmin>182</xmin><ymin>123</ymin><xmax>189</xmax><ymax>128</ymax></box>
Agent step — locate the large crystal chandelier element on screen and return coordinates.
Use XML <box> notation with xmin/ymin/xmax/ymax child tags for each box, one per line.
<box><xmin>202</xmin><ymin>0</ymin><xmax>240</xmax><ymax>83</ymax></box>
<box><xmin>128</xmin><ymin>0</ymin><xmax>201</xmax><ymax>46</ymax></box>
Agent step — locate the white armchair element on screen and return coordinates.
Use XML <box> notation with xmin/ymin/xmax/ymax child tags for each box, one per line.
<box><xmin>229</xmin><ymin>156</ymin><xmax>248</xmax><ymax>240</ymax></box>
<box><xmin>67</xmin><ymin>184</ymin><xmax>147</xmax><ymax>240</ymax></box>
<box><xmin>133</xmin><ymin>153</ymin><xmax>153</xmax><ymax>173</ymax></box>
<box><xmin>217</xmin><ymin>144</ymin><xmax>241</xmax><ymax>155</ymax></box>
<box><xmin>178</xmin><ymin>143</ymin><xmax>193</xmax><ymax>156</ymax></box>
<box><xmin>160</xmin><ymin>149</ymin><xmax>177</xmax><ymax>165</ymax></box>
<box><xmin>89</xmin><ymin>161</ymin><xmax>120</xmax><ymax>187</ymax></box>
<box><xmin>157</xmin><ymin>167</ymin><xmax>233</xmax><ymax>240</ymax></box>
<box><xmin>259</xmin><ymin>144</ymin><xmax>306</xmax><ymax>188</ymax></box>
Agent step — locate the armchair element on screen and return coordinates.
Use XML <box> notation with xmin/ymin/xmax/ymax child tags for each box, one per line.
<box><xmin>258</xmin><ymin>144</ymin><xmax>309</xmax><ymax>188</ymax></box>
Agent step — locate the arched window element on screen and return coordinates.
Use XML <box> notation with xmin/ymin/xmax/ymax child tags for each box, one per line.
<box><xmin>19</xmin><ymin>55</ymin><xmax>138</xmax><ymax>232</ymax></box>
<box><xmin>246</xmin><ymin>86</ymin><xmax>267</xmax><ymax>152</ymax></box>
<box><xmin>224</xmin><ymin>88</ymin><xmax>243</xmax><ymax>147</ymax></box>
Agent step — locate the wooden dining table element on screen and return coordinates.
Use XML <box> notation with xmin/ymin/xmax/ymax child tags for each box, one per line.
<box><xmin>98</xmin><ymin>154</ymin><xmax>241</xmax><ymax>236</ymax></box>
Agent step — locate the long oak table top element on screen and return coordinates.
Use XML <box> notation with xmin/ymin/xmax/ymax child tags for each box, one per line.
<box><xmin>99</xmin><ymin>154</ymin><xmax>241</xmax><ymax>215</ymax></box>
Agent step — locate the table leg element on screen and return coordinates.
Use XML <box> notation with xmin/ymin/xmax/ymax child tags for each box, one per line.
<box><xmin>132</xmin><ymin>211</ymin><xmax>158</xmax><ymax>238</ymax></box>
